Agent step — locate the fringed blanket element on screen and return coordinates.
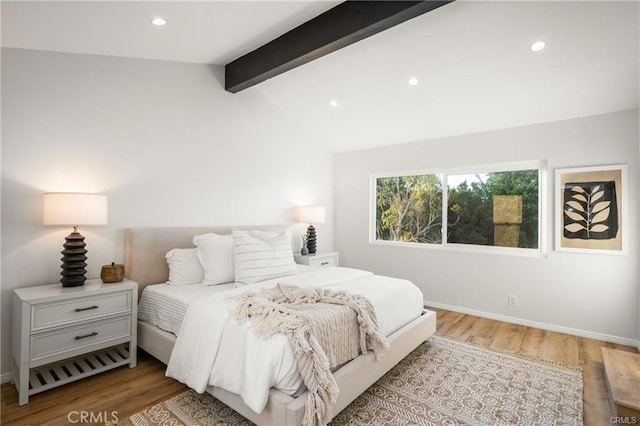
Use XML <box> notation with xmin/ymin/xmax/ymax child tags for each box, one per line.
<box><xmin>233</xmin><ymin>283</ymin><xmax>389</xmax><ymax>426</ymax></box>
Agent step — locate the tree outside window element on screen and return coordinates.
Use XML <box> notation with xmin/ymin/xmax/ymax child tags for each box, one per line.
<box><xmin>447</xmin><ymin>170</ymin><xmax>539</xmax><ymax>249</ymax></box>
<box><xmin>376</xmin><ymin>174</ymin><xmax>442</xmax><ymax>244</ymax></box>
<box><xmin>374</xmin><ymin>167</ymin><xmax>540</xmax><ymax>251</ymax></box>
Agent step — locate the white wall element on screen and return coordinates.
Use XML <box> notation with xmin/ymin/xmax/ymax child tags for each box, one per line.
<box><xmin>637</xmin><ymin>9</ymin><xmax>640</xmax><ymax>352</ymax></box>
<box><xmin>0</xmin><ymin>48</ymin><xmax>334</xmax><ymax>378</ymax></box>
<box><xmin>335</xmin><ymin>110</ymin><xmax>639</xmax><ymax>345</ymax></box>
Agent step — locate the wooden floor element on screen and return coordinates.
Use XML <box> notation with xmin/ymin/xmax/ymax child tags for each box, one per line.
<box><xmin>2</xmin><ymin>309</ymin><xmax>637</xmax><ymax>425</ymax></box>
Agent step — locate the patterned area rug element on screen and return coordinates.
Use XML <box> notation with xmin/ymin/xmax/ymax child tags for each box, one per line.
<box><xmin>116</xmin><ymin>335</ymin><xmax>583</xmax><ymax>425</ymax></box>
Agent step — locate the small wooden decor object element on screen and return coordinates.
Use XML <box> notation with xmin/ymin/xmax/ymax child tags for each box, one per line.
<box><xmin>601</xmin><ymin>347</ymin><xmax>640</xmax><ymax>418</ymax></box>
<box><xmin>101</xmin><ymin>262</ymin><xmax>125</xmax><ymax>283</ymax></box>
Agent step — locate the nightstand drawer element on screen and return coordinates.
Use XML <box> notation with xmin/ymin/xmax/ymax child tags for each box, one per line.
<box><xmin>294</xmin><ymin>252</ymin><xmax>339</xmax><ymax>268</ymax></box>
<box><xmin>308</xmin><ymin>256</ymin><xmax>337</xmax><ymax>268</ymax></box>
<box><xmin>32</xmin><ymin>291</ymin><xmax>131</xmax><ymax>331</ymax></box>
<box><xmin>30</xmin><ymin>315</ymin><xmax>132</xmax><ymax>363</ymax></box>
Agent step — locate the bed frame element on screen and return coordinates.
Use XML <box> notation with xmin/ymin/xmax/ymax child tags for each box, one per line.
<box><xmin>124</xmin><ymin>226</ymin><xmax>437</xmax><ymax>425</ymax></box>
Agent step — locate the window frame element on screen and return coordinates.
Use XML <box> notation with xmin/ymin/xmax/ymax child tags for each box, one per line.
<box><xmin>370</xmin><ymin>160</ymin><xmax>548</xmax><ymax>257</ymax></box>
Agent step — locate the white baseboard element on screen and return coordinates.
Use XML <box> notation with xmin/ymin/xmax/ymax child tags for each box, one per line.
<box><xmin>425</xmin><ymin>300</ymin><xmax>640</xmax><ymax>348</ymax></box>
<box><xmin>1</xmin><ymin>371</ymin><xmax>13</xmax><ymax>385</ymax></box>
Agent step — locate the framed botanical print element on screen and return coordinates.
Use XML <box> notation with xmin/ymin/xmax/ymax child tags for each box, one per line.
<box><xmin>555</xmin><ymin>164</ymin><xmax>627</xmax><ymax>254</ymax></box>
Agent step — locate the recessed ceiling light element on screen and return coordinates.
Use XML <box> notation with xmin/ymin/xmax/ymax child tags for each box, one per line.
<box><xmin>530</xmin><ymin>41</ymin><xmax>546</xmax><ymax>52</ymax></box>
<box><xmin>329</xmin><ymin>100</ymin><xmax>338</xmax><ymax>108</ymax></box>
<box><xmin>408</xmin><ymin>77</ymin><xmax>419</xmax><ymax>86</ymax></box>
<box><xmin>151</xmin><ymin>17</ymin><xmax>167</xmax><ymax>26</ymax></box>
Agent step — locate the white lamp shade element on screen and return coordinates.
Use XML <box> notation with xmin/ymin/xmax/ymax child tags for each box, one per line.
<box><xmin>43</xmin><ymin>193</ymin><xmax>108</xmax><ymax>226</ymax></box>
<box><xmin>293</xmin><ymin>206</ymin><xmax>325</xmax><ymax>224</ymax></box>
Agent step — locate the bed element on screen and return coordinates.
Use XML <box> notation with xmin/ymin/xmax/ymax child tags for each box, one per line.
<box><xmin>124</xmin><ymin>225</ymin><xmax>437</xmax><ymax>425</ymax></box>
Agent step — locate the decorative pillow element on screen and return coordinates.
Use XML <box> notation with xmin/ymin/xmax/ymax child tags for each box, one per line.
<box><xmin>233</xmin><ymin>228</ymin><xmax>297</xmax><ymax>285</ymax></box>
<box><xmin>193</xmin><ymin>233</ymin><xmax>234</xmax><ymax>286</ymax></box>
<box><xmin>247</xmin><ymin>229</ymin><xmax>278</xmax><ymax>240</ymax></box>
<box><xmin>165</xmin><ymin>248</ymin><xmax>204</xmax><ymax>285</ymax></box>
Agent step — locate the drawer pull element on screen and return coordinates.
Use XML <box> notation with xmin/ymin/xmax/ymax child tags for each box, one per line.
<box><xmin>321</xmin><ymin>261</ymin><xmax>329</xmax><ymax>266</ymax></box>
<box><xmin>74</xmin><ymin>332</ymin><xmax>98</xmax><ymax>340</ymax></box>
<box><xmin>75</xmin><ymin>305</ymin><xmax>99</xmax><ymax>312</ymax></box>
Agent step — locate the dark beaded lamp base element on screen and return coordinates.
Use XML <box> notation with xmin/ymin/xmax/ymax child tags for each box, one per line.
<box><xmin>60</xmin><ymin>230</ymin><xmax>87</xmax><ymax>287</ymax></box>
<box><xmin>306</xmin><ymin>224</ymin><xmax>317</xmax><ymax>254</ymax></box>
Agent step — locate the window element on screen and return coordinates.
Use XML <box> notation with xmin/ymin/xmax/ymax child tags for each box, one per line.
<box><xmin>375</xmin><ymin>174</ymin><xmax>443</xmax><ymax>244</ymax></box>
<box><xmin>372</xmin><ymin>162</ymin><xmax>545</xmax><ymax>254</ymax></box>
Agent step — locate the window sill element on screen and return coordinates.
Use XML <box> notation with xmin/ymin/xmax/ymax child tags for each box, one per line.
<box><xmin>368</xmin><ymin>239</ymin><xmax>547</xmax><ymax>258</ymax></box>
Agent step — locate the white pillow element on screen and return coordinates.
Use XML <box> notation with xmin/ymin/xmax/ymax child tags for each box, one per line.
<box><xmin>233</xmin><ymin>228</ymin><xmax>297</xmax><ymax>285</ymax></box>
<box><xmin>247</xmin><ymin>229</ymin><xmax>278</xmax><ymax>240</ymax></box>
<box><xmin>165</xmin><ymin>248</ymin><xmax>204</xmax><ymax>285</ymax></box>
<box><xmin>193</xmin><ymin>233</ymin><xmax>234</xmax><ymax>286</ymax></box>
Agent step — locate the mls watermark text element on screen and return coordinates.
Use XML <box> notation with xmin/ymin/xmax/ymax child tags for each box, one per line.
<box><xmin>67</xmin><ymin>410</ymin><xmax>119</xmax><ymax>423</ymax></box>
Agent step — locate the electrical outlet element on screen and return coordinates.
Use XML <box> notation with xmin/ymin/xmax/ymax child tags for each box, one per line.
<box><xmin>508</xmin><ymin>295</ymin><xmax>518</xmax><ymax>307</ymax></box>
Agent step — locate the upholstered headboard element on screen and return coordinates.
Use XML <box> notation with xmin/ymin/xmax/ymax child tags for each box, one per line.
<box><xmin>124</xmin><ymin>225</ymin><xmax>287</xmax><ymax>296</ymax></box>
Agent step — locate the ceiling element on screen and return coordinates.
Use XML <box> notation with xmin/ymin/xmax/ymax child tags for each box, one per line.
<box><xmin>1</xmin><ymin>1</ymin><xmax>341</xmax><ymax>64</ymax></box>
<box><xmin>2</xmin><ymin>1</ymin><xmax>638</xmax><ymax>153</ymax></box>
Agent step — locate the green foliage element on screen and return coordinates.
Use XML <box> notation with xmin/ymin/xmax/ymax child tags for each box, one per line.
<box><xmin>376</xmin><ymin>170</ymin><xmax>539</xmax><ymax>249</ymax></box>
<box><xmin>448</xmin><ymin>170</ymin><xmax>539</xmax><ymax>248</ymax></box>
<box><xmin>485</xmin><ymin>170</ymin><xmax>539</xmax><ymax>248</ymax></box>
<box><xmin>447</xmin><ymin>177</ymin><xmax>493</xmax><ymax>245</ymax></box>
<box><xmin>376</xmin><ymin>175</ymin><xmax>442</xmax><ymax>244</ymax></box>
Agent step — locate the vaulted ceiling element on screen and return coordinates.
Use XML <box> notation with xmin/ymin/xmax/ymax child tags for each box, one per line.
<box><xmin>2</xmin><ymin>1</ymin><xmax>638</xmax><ymax>152</ymax></box>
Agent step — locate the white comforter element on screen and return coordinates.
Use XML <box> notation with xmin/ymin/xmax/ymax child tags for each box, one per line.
<box><xmin>165</xmin><ymin>267</ymin><xmax>424</xmax><ymax>414</ymax></box>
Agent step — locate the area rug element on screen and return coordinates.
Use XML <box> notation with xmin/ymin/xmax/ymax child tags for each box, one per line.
<box><xmin>116</xmin><ymin>335</ymin><xmax>583</xmax><ymax>425</ymax></box>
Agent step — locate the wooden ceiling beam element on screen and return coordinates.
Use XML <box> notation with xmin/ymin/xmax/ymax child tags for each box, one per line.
<box><xmin>224</xmin><ymin>1</ymin><xmax>454</xmax><ymax>93</ymax></box>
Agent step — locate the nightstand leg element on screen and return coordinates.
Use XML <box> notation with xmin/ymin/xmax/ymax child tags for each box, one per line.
<box><xmin>129</xmin><ymin>338</ymin><xmax>137</xmax><ymax>368</ymax></box>
<box><xmin>17</xmin><ymin>363</ymin><xmax>29</xmax><ymax>406</ymax></box>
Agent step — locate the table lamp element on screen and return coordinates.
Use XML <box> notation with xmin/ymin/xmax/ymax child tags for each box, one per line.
<box><xmin>43</xmin><ymin>193</ymin><xmax>108</xmax><ymax>287</ymax></box>
<box><xmin>294</xmin><ymin>206</ymin><xmax>325</xmax><ymax>254</ymax></box>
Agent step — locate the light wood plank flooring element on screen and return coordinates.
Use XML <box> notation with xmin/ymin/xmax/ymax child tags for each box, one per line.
<box><xmin>1</xmin><ymin>309</ymin><xmax>637</xmax><ymax>425</ymax></box>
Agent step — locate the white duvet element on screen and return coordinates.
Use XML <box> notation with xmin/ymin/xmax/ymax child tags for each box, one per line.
<box><xmin>165</xmin><ymin>267</ymin><xmax>424</xmax><ymax>414</ymax></box>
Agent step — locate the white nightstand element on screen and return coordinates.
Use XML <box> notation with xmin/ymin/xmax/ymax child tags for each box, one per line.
<box><xmin>294</xmin><ymin>252</ymin><xmax>339</xmax><ymax>268</ymax></box>
<box><xmin>12</xmin><ymin>279</ymin><xmax>138</xmax><ymax>405</ymax></box>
